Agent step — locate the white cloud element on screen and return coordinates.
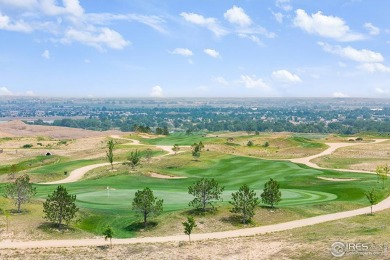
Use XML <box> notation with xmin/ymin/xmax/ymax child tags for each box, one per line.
<box><xmin>364</xmin><ymin>22</ymin><xmax>380</xmax><ymax>36</ymax></box>
<box><xmin>240</xmin><ymin>75</ymin><xmax>270</xmax><ymax>90</ymax></box>
<box><xmin>276</xmin><ymin>0</ymin><xmax>292</xmax><ymax>11</ymax></box>
<box><xmin>293</xmin><ymin>9</ymin><xmax>364</xmax><ymax>41</ymax></box>
<box><xmin>272</xmin><ymin>70</ymin><xmax>302</xmax><ymax>83</ymax></box>
<box><xmin>41</xmin><ymin>49</ymin><xmax>50</xmax><ymax>59</ymax></box>
<box><xmin>181</xmin><ymin>12</ymin><xmax>227</xmax><ymax>37</ymax></box>
<box><xmin>0</xmin><ymin>0</ymin><xmax>37</xmax><ymax>9</ymax></box>
<box><xmin>359</xmin><ymin>63</ymin><xmax>390</xmax><ymax>73</ymax></box>
<box><xmin>150</xmin><ymin>85</ymin><xmax>163</xmax><ymax>97</ymax></box>
<box><xmin>0</xmin><ymin>13</ymin><xmax>32</xmax><ymax>32</ymax></box>
<box><xmin>375</xmin><ymin>88</ymin><xmax>390</xmax><ymax>94</ymax></box>
<box><xmin>0</xmin><ymin>87</ymin><xmax>13</xmax><ymax>96</ymax></box>
<box><xmin>83</xmin><ymin>13</ymin><xmax>166</xmax><ymax>33</ymax></box>
<box><xmin>62</xmin><ymin>27</ymin><xmax>129</xmax><ymax>50</ymax></box>
<box><xmin>204</xmin><ymin>48</ymin><xmax>220</xmax><ymax>58</ymax></box>
<box><xmin>273</xmin><ymin>12</ymin><xmax>284</xmax><ymax>24</ymax></box>
<box><xmin>333</xmin><ymin>92</ymin><xmax>349</xmax><ymax>97</ymax></box>
<box><xmin>224</xmin><ymin>6</ymin><xmax>252</xmax><ymax>27</ymax></box>
<box><xmin>213</xmin><ymin>76</ymin><xmax>229</xmax><ymax>86</ymax></box>
<box><xmin>25</xmin><ymin>90</ymin><xmax>35</xmax><ymax>96</ymax></box>
<box><xmin>40</xmin><ymin>0</ymin><xmax>84</xmax><ymax>17</ymax></box>
<box><xmin>318</xmin><ymin>42</ymin><xmax>384</xmax><ymax>63</ymax></box>
<box><xmin>169</xmin><ymin>48</ymin><xmax>193</xmax><ymax>57</ymax></box>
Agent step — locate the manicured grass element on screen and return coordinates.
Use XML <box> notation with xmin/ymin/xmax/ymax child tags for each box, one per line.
<box><xmin>24</xmin><ymin>151</ymin><xmax>387</xmax><ymax>238</ymax></box>
<box><xmin>136</xmin><ymin>133</ymin><xmax>217</xmax><ymax>146</ymax></box>
<box><xmin>0</xmin><ymin>156</ymin><xmax>61</xmax><ymax>175</ymax></box>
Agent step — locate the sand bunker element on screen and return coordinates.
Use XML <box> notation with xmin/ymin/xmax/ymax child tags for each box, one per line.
<box><xmin>317</xmin><ymin>177</ymin><xmax>357</xmax><ymax>182</ymax></box>
<box><xmin>149</xmin><ymin>172</ymin><xmax>187</xmax><ymax>179</ymax></box>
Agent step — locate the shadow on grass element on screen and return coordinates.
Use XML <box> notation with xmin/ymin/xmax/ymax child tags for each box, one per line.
<box><xmin>124</xmin><ymin>221</ymin><xmax>158</xmax><ymax>232</ymax></box>
<box><xmin>220</xmin><ymin>215</ymin><xmax>254</xmax><ymax>226</ymax></box>
<box><xmin>37</xmin><ymin>222</ymin><xmax>76</xmax><ymax>233</ymax></box>
<box><xmin>184</xmin><ymin>208</ymin><xmax>218</xmax><ymax>217</ymax></box>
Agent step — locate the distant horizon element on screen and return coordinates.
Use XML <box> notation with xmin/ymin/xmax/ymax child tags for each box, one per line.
<box><xmin>0</xmin><ymin>1</ymin><xmax>389</xmax><ymax>98</ymax></box>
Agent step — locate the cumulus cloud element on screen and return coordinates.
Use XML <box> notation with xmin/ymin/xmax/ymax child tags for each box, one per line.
<box><xmin>359</xmin><ymin>63</ymin><xmax>390</xmax><ymax>73</ymax></box>
<box><xmin>0</xmin><ymin>13</ymin><xmax>32</xmax><ymax>32</ymax></box>
<box><xmin>273</xmin><ymin>12</ymin><xmax>284</xmax><ymax>24</ymax></box>
<box><xmin>0</xmin><ymin>87</ymin><xmax>13</xmax><ymax>96</ymax></box>
<box><xmin>224</xmin><ymin>6</ymin><xmax>252</xmax><ymax>27</ymax></box>
<box><xmin>150</xmin><ymin>85</ymin><xmax>163</xmax><ymax>97</ymax></box>
<box><xmin>333</xmin><ymin>92</ymin><xmax>349</xmax><ymax>97</ymax></box>
<box><xmin>181</xmin><ymin>12</ymin><xmax>227</xmax><ymax>37</ymax></box>
<box><xmin>41</xmin><ymin>49</ymin><xmax>50</xmax><ymax>59</ymax></box>
<box><xmin>0</xmin><ymin>0</ymin><xmax>37</xmax><ymax>9</ymax></box>
<box><xmin>62</xmin><ymin>27</ymin><xmax>130</xmax><ymax>50</ymax></box>
<box><xmin>293</xmin><ymin>9</ymin><xmax>364</xmax><ymax>41</ymax></box>
<box><xmin>240</xmin><ymin>75</ymin><xmax>270</xmax><ymax>90</ymax></box>
<box><xmin>375</xmin><ymin>88</ymin><xmax>390</xmax><ymax>94</ymax></box>
<box><xmin>40</xmin><ymin>0</ymin><xmax>84</xmax><ymax>17</ymax></box>
<box><xmin>364</xmin><ymin>22</ymin><xmax>380</xmax><ymax>36</ymax></box>
<box><xmin>275</xmin><ymin>0</ymin><xmax>292</xmax><ymax>11</ymax></box>
<box><xmin>204</xmin><ymin>48</ymin><xmax>220</xmax><ymax>58</ymax></box>
<box><xmin>169</xmin><ymin>48</ymin><xmax>193</xmax><ymax>57</ymax></box>
<box><xmin>272</xmin><ymin>70</ymin><xmax>302</xmax><ymax>83</ymax></box>
<box><xmin>25</xmin><ymin>90</ymin><xmax>35</xmax><ymax>96</ymax></box>
<box><xmin>318</xmin><ymin>42</ymin><xmax>384</xmax><ymax>63</ymax></box>
<box><xmin>213</xmin><ymin>76</ymin><xmax>229</xmax><ymax>86</ymax></box>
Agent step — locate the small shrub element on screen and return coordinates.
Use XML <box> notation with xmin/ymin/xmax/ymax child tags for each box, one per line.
<box><xmin>247</xmin><ymin>140</ymin><xmax>254</xmax><ymax>147</ymax></box>
<box><xmin>22</xmin><ymin>144</ymin><xmax>33</xmax><ymax>148</ymax></box>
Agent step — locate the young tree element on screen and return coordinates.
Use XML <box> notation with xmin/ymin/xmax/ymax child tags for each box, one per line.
<box><xmin>132</xmin><ymin>187</ymin><xmax>163</xmax><ymax>227</ymax></box>
<box><xmin>43</xmin><ymin>185</ymin><xmax>79</xmax><ymax>230</ymax></box>
<box><xmin>182</xmin><ymin>216</ymin><xmax>197</xmax><ymax>242</ymax></box>
<box><xmin>162</xmin><ymin>126</ymin><xmax>169</xmax><ymax>136</ymax></box>
<box><xmin>4</xmin><ymin>174</ymin><xmax>36</xmax><ymax>213</ymax></box>
<box><xmin>261</xmin><ymin>178</ymin><xmax>282</xmax><ymax>209</ymax></box>
<box><xmin>125</xmin><ymin>150</ymin><xmax>142</xmax><ymax>170</ymax></box>
<box><xmin>106</xmin><ymin>139</ymin><xmax>115</xmax><ymax>170</ymax></box>
<box><xmin>8</xmin><ymin>164</ymin><xmax>18</xmax><ymax>180</ymax></box>
<box><xmin>103</xmin><ymin>225</ymin><xmax>114</xmax><ymax>248</ymax></box>
<box><xmin>230</xmin><ymin>184</ymin><xmax>259</xmax><ymax>224</ymax></box>
<box><xmin>376</xmin><ymin>164</ymin><xmax>389</xmax><ymax>189</ymax></box>
<box><xmin>188</xmin><ymin>178</ymin><xmax>224</xmax><ymax>211</ymax></box>
<box><xmin>191</xmin><ymin>142</ymin><xmax>204</xmax><ymax>161</ymax></box>
<box><xmin>247</xmin><ymin>140</ymin><xmax>254</xmax><ymax>147</ymax></box>
<box><xmin>365</xmin><ymin>188</ymin><xmax>377</xmax><ymax>215</ymax></box>
<box><xmin>144</xmin><ymin>148</ymin><xmax>153</xmax><ymax>163</ymax></box>
<box><xmin>172</xmin><ymin>144</ymin><xmax>180</xmax><ymax>155</ymax></box>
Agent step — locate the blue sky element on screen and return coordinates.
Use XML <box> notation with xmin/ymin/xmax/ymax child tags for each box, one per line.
<box><xmin>0</xmin><ymin>0</ymin><xmax>389</xmax><ymax>98</ymax></box>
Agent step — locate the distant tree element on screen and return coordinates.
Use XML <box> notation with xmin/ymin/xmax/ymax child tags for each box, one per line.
<box><xmin>188</xmin><ymin>178</ymin><xmax>224</xmax><ymax>211</ymax></box>
<box><xmin>162</xmin><ymin>126</ymin><xmax>169</xmax><ymax>135</ymax></box>
<box><xmin>4</xmin><ymin>174</ymin><xmax>36</xmax><ymax>213</ymax></box>
<box><xmin>365</xmin><ymin>188</ymin><xmax>377</xmax><ymax>215</ymax></box>
<box><xmin>103</xmin><ymin>225</ymin><xmax>114</xmax><ymax>248</ymax></box>
<box><xmin>43</xmin><ymin>185</ymin><xmax>79</xmax><ymax>230</ymax></box>
<box><xmin>132</xmin><ymin>187</ymin><xmax>163</xmax><ymax>227</ymax></box>
<box><xmin>191</xmin><ymin>142</ymin><xmax>204</xmax><ymax>161</ymax></box>
<box><xmin>172</xmin><ymin>144</ymin><xmax>180</xmax><ymax>155</ymax></box>
<box><xmin>106</xmin><ymin>139</ymin><xmax>115</xmax><ymax>170</ymax></box>
<box><xmin>186</xmin><ymin>129</ymin><xmax>193</xmax><ymax>136</ymax></box>
<box><xmin>8</xmin><ymin>164</ymin><xmax>18</xmax><ymax>180</ymax></box>
<box><xmin>376</xmin><ymin>164</ymin><xmax>389</xmax><ymax>189</ymax></box>
<box><xmin>261</xmin><ymin>178</ymin><xmax>281</xmax><ymax>209</ymax></box>
<box><xmin>144</xmin><ymin>148</ymin><xmax>153</xmax><ymax>163</ymax></box>
<box><xmin>125</xmin><ymin>150</ymin><xmax>142</xmax><ymax>170</ymax></box>
<box><xmin>182</xmin><ymin>216</ymin><xmax>197</xmax><ymax>242</ymax></box>
<box><xmin>230</xmin><ymin>184</ymin><xmax>259</xmax><ymax>224</ymax></box>
<box><xmin>155</xmin><ymin>127</ymin><xmax>163</xmax><ymax>135</ymax></box>
<box><xmin>263</xmin><ymin>141</ymin><xmax>270</xmax><ymax>147</ymax></box>
<box><xmin>247</xmin><ymin>140</ymin><xmax>254</xmax><ymax>147</ymax></box>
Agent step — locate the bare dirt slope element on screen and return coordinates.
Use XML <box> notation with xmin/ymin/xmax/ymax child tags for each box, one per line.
<box><xmin>0</xmin><ymin>120</ymin><xmax>124</xmax><ymax>139</ymax></box>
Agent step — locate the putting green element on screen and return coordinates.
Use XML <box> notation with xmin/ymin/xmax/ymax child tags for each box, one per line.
<box><xmin>76</xmin><ymin>188</ymin><xmax>337</xmax><ymax>211</ymax></box>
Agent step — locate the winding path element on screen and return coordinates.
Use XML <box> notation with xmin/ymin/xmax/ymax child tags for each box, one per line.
<box><xmin>7</xmin><ymin>137</ymin><xmax>389</xmax><ymax>249</ymax></box>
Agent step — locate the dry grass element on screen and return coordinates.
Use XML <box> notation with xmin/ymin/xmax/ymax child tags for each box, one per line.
<box><xmin>312</xmin><ymin>140</ymin><xmax>390</xmax><ymax>171</ymax></box>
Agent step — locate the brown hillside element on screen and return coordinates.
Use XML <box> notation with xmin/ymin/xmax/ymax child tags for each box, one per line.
<box><xmin>0</xmin><ymin>120</ymin><xmax>124</xmax><ymax>139</ymax></box>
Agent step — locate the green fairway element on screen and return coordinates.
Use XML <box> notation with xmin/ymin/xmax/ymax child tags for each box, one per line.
<box><xmin>25</xmin><ymin>151</ymin><xmax>387</xmax><ymax>238</ymax></box>
<box><xmin>135</xmin><ymin>132</ymin><xmax>217</xmax><ymax>146</ymax></box>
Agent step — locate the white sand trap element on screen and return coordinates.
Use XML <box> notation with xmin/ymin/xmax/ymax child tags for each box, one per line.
<box><xmin>149</xmin><ymin>172</ymin><xmax>187</xmax><ymax>179</ymax></box>
<box><xmin>317</xmin><ymin>177</ymin><xmax>357</xmax><ymax>182</ymax></box>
